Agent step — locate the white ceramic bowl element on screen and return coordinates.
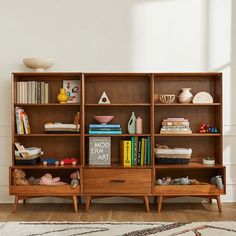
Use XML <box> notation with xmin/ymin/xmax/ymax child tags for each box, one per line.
<box><xmin>23</xmin><ymin>58</ymin><xmax>54</xmax><ymax>71</ymax></box>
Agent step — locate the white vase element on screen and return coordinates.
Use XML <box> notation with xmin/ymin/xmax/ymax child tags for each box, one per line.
<box><xmin>178</xmin><ymin>88</ymin><xmax>193</xmax><ymax>103</ymax></box>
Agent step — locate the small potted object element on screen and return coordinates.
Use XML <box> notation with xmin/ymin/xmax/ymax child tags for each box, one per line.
<box><xmin>60</xmin><ymin>158</ymin><xmax>78</xmax><ymax>166</ymax></box>
<box><xmin>203</xmin><ymin>157</ymin><xmax>215</xmax><ymax>165</ymax></box>
<box><xmin>42</xmin><ymin>158</ymin><xmax>59</xmax><ymax>166</ymax></box>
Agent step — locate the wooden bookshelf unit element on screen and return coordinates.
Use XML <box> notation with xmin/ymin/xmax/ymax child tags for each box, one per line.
<box><xmin>10</xmin><ymin>72</ymin><xmax>225</xmax><ymax>213</ymax></box>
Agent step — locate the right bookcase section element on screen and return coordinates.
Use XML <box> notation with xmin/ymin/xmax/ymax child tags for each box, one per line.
<box><xmin>153</xmin><ymin>73</ymin><xmax>225</xmax><ymax>212</ymax></box>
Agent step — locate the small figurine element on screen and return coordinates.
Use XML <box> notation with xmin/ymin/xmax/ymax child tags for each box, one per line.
<box><xmin>210</xmin><ymin>175</ymin><xmax>223</xmax><ymax>190</ymax></box>
<box><xmin>12</xmin><ymin>169</ymin><xmax>29</xmax><ymax>186</ymax></box>
<box><xmin>60</xmin><ymin>158</ymin><xmax>77</xmax><ymax>166</ymax></box>
<box><xmin>199</xmin><ymin>124</ymin><xmax>218</xmax><ymax>133</ymax></box>
<box><xmin>70</xmin><ymin>171</ymin><xmax>80</xmax><ymax>188</ymax></box>
<box><xmin>42</xmin><ymin>158</ymin><xmax>59</xmax><ymax>166</ymax></box>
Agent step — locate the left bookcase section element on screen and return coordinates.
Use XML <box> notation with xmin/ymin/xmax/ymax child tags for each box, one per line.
<box><xmin>10</xmin><ymin>73</ymin><xmax>83</xmax><ymax>212</ymax></box>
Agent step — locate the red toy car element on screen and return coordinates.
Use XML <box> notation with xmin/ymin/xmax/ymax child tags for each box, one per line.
<box><xmin>60</xmin><ymin>158</ymin><xmax>77</xmax><ymax>166</ymax></box>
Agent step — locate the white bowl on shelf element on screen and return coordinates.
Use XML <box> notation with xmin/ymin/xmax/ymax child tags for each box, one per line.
<box><xmin>23</xmin><ymin>58</ymin><xmax>55</xmax><ymax>72</ymax></box>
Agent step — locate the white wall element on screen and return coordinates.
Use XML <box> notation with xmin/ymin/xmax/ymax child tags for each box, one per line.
<box><xmin>0</xmin><ymin>0</ymin><xmax>235</xmax><ymax>203</ymax></box>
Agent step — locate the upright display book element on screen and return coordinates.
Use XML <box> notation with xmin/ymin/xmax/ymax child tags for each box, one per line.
<box><xmin>63</xmin><ymin>80</ymin><xmax>80</xmax><ymax>103</ymax></box>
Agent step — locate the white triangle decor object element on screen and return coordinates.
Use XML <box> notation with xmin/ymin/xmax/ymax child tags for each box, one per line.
<box><xmin>98</xmin><ymin>91</ymin><xmax>111</xmax><ymax>104</ymax></box>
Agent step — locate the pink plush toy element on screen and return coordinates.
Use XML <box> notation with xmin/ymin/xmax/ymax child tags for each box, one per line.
<box><xmin>39</xmin><ymin>173</ymin><xmax>67</xmax><ymax>185</ymax></box>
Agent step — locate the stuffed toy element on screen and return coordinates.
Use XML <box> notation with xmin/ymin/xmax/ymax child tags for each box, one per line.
<box><xmin>39</xmin><ymin>173</ymin><xmax>67</xmax><ymax>185</ymax></box>
<box><xmin>28</xmin><ymin>176</ymin><xmax>40</xmax><ymax>185</ymax></box>
<box><xmin>156</xmin><ymin>176</ymin><xmax>200</xmax><ymax>186</ymax></box>
<box><xmin>70</xmin><ymin>171</ymin><xmax>80</xmax><ymax>188</ymax></box>
<box><xmin>210</xmin><ymin>175</ymin><xmax>223</xmax><ymax>190</ymax></box>
<box><xmin>12</xmin><ymin>169</ymin><xmax>29</xmax><ymax>186</ymax></box>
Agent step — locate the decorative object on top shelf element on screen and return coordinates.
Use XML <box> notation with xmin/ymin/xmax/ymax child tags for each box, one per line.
<box><xmin>89</xmin><ymin>123</ymin><xmax>122</xmax><ymax>134</ymax></box>
<box><xmin>42</xmin><ymin>158</ymin><xmax>59</xmax><ymax>166</ymax></box>
<box><xmin>89</xmin><ymin>137</ymin><xmax>111</xmax><ymax>166</ymax></box>
<box><xmin>210</xmin><ymin>175</ymin><xmax>223</xmax><ymax>190</ymax></box>
<box><xmin>193</xmin><ymin>92</ymin><xmax>213</xmax><ymax>103</ymax></box>
<box><xmin>159</xmin><ymin>94</ymin><xmax>175</xmax><ymax>104</ymax></box>
<box><xmin>199</xmin><ymin>124</ymin><xmax>218</xmax><ymax>133</ymax></box>
<box><xmin>136</xmin><ymin>116</ymin><xmax>143</xmax><ymax>134</ymax></box>
<box><xmin>44</xmin><ymin>119</ymin><xmax>80</xmax><ymax>133</ymax></box>
<box><xmin>57</xmin><ymin>88</ymin><xmax>69</xmax><ymax>104</ymax></box>
<box><xmin>154</xmin><ymin>144</ymin><xmax>192</xmax><ymax>164</ymax></box>
<box><xmin>60</xmin><ymin>158</ymin><xmax>78</xmax><ymax>166</ymax></box>
<box><xmin>15</xmin><ymin>143</ymin><xmax>42</xmax><ymax>165</ymax></box>
<box><xmin>156</xmin><ymin>176</ymin><xmax>200</xmax><ymax>186</ymax></box>
<box><xmin>70</xmin><ymin>171</ymin><xmax>80</xmax><ymax>188</ymax></box>
<box><xmin>63</xmin><ymin>80</ymin><xmax>80</xmax><ymax>103</ymax></box>
<box><xmin>128</xmin><ymin>112</ymin><xmax>136</xmax><ymax>134</ymax></box>
<box><xmin>203</xmin><ymin>157</ymin><xmax>215</xmax><ymax>165</ymax></box>
<box><xmin>12</xmin><ymin>169</ymin><xmax>29</xmax><ymax>186</ymax></box>
<box><xmin>15</xmin><ymin>107</ymin><xmax>31</xmax><ymax>134</ymax></box>
<box><xmin>178</xmin><ymin>88</ymin><xmax>193</xmax><ymax>103</ymax></box>
<box><xmin>94</xmin><ymin>116</ymin><xmax>114</xmax><ymax>125</ymax></box>
<box><xmin>160</xmin><ymin>118</ymin><xmax>192</xmax><ymax>134</ymax></box>
<box><xmin>23</xmin><ymin>58</ymin><xmax>54</xmax><ymax>72</ymax></box>
<box><xmin>98</xmin><ymin>91</ymin><xmax>111</xmax><ymax>104</ymax></box>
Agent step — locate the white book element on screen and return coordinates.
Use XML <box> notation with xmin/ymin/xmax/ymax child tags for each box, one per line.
<box><xmin>44</xmin><ymin>83</ymin><xmax>49</xmax><ymax>103</ymax></box>
<box><xmin>16</xmin><ymin>82</ymin><xmax>20</xmax><ymax>103</ymax></box>
<box><xmin>31</xmin><ymin>81</ymin><xmax>35</xmax><ymax>104</ymax></box>
<box><xmin>41</xmin><ymin>82</ymin><xmax>45</xmax><ymax>104</ymax></box>
<box><xmin>23</xmin><ymin>82</ymin><xmax>27</xmax><ymax>103</ymax></box>
<box><xmin>20</xmin><ymin>82</ymin><xmax>24</xmax><ymax>103</ymax></box>
<box><xmin>27</xmin><ymin>81</ymin><xmax>31</xmax><ymax>103</ymax></box>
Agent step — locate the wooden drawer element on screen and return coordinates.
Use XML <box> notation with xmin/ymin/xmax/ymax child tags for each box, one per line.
<box><xmin>155</xmin><ymin>185</ymin><xmax>224</xmax><ymax>195</ymax></box>
<box><xmin>83</xmin><ymin>168</ymin><xmax>151</xmax><ymax>194</ymax></box>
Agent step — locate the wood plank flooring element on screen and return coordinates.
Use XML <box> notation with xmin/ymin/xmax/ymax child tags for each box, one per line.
<box><xmin>1</xmin><ymin>202</ymin><xmax>236</xmax><ymax>222</ymax></box>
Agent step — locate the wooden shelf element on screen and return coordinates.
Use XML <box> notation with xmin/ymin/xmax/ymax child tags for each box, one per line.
<box><xmin>84</xmin><ymin>163</ymin><xmax>152</xmax><ymax>169</ymax></box>
<box><xmin>155</xmin><ymin>133</ymin><xmax>221</xmax><ymax>137</ymax></box>
<box><xmin>14</xmin><ymin>103</ymin><xmax>80</xmax><ymax>106</ymax></box>
<box><xmin>85</xmin><ymin>134</ymin><xmax>151</xmax><ymax>137</ymax></box>
<box><xmin>155</xmin><ymin>103</ymin><xmax>220</xmax><ymax>106</ymax></box>
<box><xmin>155</xmin><ymin>162</ymin><xmax>224</xmax><ymax>169</ymax></box>
<box><xmin>15</xmin><ymin>134</ymin><xmax>81</xmax><ymax>137</ymax></box>
<box><xmin>85</xmin><ymin>103</ymin><xmax>150</xmax><ymax>107</ymax></box>
<box><xmin>11</xmin><ymin>164</ymin><xmax>81</xmax><ymax>169</ymax></box>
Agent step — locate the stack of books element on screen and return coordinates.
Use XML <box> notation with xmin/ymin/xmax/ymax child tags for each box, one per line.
<box><xmin>16</xmin><ymin>81</ymin><xmax>49</xmax><ymax>104</ymax></box>
<box><xmin>89</xmin><ymin>124</ymin><xmax>122</xmax><ymax>134</ymax></box>
<box><xmin>15</xmin><ymin>107</ymin><xmax>31</xmax><ymax>134</ymax></box>
<box><xmin>160</xmin><ymin>118</ymin><xmax>192</xmax><ymax>134</ymax></box>
<box><xmin>120</xmin><ymin>137</ymin><xmax>151</xmax><ymax>167</ymax></box>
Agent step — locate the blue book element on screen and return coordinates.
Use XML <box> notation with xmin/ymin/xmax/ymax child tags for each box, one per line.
<box><xmin>89</xmin><ymin>124</ymin><xmax>121</xmax><ymax>128</ymax></box>
<box><xmin>89</xmin><ymin>131</ymin><xmax>122</xmax><ymax>134</ymax></box>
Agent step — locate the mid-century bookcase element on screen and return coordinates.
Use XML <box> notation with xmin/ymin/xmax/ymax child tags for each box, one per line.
<box><xmin>10</xmin><ymin>72</ymin><xmax>225</xmax><ymax>213</ymax></box>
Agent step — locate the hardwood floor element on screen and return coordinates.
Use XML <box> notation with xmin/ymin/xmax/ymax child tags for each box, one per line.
<box><xmin>0</xmin><ymin>202</ymin><xmax>236</xmax><ymax>222</ymax></box>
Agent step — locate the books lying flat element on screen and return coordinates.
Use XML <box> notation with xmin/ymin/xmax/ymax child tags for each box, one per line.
<box><xmin>89</xmin><ymin>131</ymin><xmax>122</xmax><ymax>134</ymax></box>
<box><xmin>89</xmin><ymin>124</ymin><xmax>121</xmax><ymax>128</ymax></box>
<box><xmin>44</xmin><ymin>123</ymin><xmax>80</xmax><ymax>133</ymax></box>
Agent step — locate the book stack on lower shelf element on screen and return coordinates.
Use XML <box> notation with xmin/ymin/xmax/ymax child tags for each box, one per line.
<box><xmin>16</xmin><ymin>81</ymin><xmax>49</xmax><ymax>104</ymax></box>
<box><xmin>89</xmin><ymin>124</ymin><xmax>122</xmax><ymax>134</ymax></box>
<box><xmin>160</xmin><ymin>118</ymin><xmax>192</xmax><ymax>134</ymax></box>
<box><xmin>15</xmin><ymin>107</ymin><xmax>31</xmax><ymax>134</ymax></box>
<box><xmin>120</xmin><ymin>137</ymin><xmax>151</xmax><ymax>167</ymax></box>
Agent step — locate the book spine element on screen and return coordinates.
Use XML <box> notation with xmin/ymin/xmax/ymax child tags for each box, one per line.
<box><xmin>144</xmin><ymin>138</ymin><xmax>147</xmax><ymax>165</ymax></box>
<box><xmin>27</xmin><ymin>81</ymin><xmax>31</xmax><ymax>103</ymax></box>
<box><xmin>89</xmin><ymin>128</ymin><xmax>121</xmax><ymax>131</ymax></box>
<box><xmin>89</xmin><ymin>131</ymin><xmax>122</xmax><ymax>134</ymax></box>
<box><xmin>126</xmin><ymin>141</ymin><xmax>131</xmax><ymax>166</ymax></box>
<box><xmin>24</xmin><ymin>82</ymin><xmax>27</xmax><ymax>103</ymax></box>
<box><xmin>15</xmin><ymin>107</ymin><xmax>21</xmax><ymax>134</ymax></box>
<box><xmin>16</xmin><ymin>82</ymin><xmax>20</xmax><ymax>103</ymax></box>
<box><xmin>131</xmin><ymin>137</ymin><xmax>135</xmax><ymax>166</ymax></box>
<box><xmin>44</xmin><ymin>83</ymin><xmax>49</xmax><ymax>104</ymax></box>
<box><xmin>141</xmin><ymin>138</ymin><xmax>145</xmax><ymax>166</ymax></box>
<box><xmin>137</xmin><ymin>139</ymin><xmax>141</xmax><ymax>166</ymax></box>
<box><xmin>22</xmin><ymin>112</ymin><xmax>31</xmax><ymax>134</ymax></box>
<box><xmin>31</xmin><ymin>81</ymin><xmax>35</xmax><ymax>104</ymax></box>
<box><xmin>20</xmin><ymin>82</ymin><xmax>24</xmax><ymax>103</ymax></box>
<box><xmin>37</xmin><ymin>82</ymin><xmax>41</xmax><ymax>104</ymax></box>
<box><xmin>89</xmin><ymin>124</ymin><xmax>121</xmax><ymax>128</ymax></box>
<box><xmin>134</xmin><ymin>137</ymin><xmax>138</xmax><ymax>166</ymax></box>
<box><xmin>41</xmin><ymin>82</ymin><xmax>45</xmax><ymax>104</ymax></box>
<box><xmin>147</xmin><ymin>137</ymin><xmax>151</xmax><ymax>166</ymax></box>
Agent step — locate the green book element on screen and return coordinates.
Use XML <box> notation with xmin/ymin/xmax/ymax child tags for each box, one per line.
<box><xmin>131</xmin><ymin>137</ymin><xmax>135</xmax><ymax>166</ymax></box>
<box><xmin>141</xmin><ymin>138</ymin><xmax>145</xmax><ymax>166</ymax></box>
<box><xmin>144</xmin><ymin>138</ymin><xmax>147</xmax><ymax>165</ymax></box>
<box><xmin>134</xmin><ymin>137</ymin><xmax>138</xmax><ymax>166</ymax></box>
<box><xmin>147</xmin><ymin>137</ymin><xmax>151</xmax><ymax>166</ymax></box>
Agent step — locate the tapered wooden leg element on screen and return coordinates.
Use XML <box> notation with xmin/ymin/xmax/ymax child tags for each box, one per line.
<box><xmin>144</xmin><ymin>196</ymin><xmax>150</xmax><ymax>213</ymax></box>
<box><xmin>73</xmin><ymin>195</ymin><xmax>78</xmax><ymax>213</ymax></box>
<box><xmin>157</xmin><ymin>195</ymin><xmax>163</xmax><ymax>213</ymax></box>
<box><xmin>85</xmin><ymin>196</ymin><xmax>91</xmax><ymax>212</ymax></box>
<box><xmin>216</xmin><ymin>195</ymin><xmax>222</xmax><ymax>212</ymax></box>
<box><xmin>13</xmin><ymin>195</ymin><xmax>19</xmax><ymax>213</ymax></box>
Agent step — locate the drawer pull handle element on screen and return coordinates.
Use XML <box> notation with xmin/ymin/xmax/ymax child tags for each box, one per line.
<box><xmin>109</xmin><ymin>179</ymin><xmax>125</xmax><ymax>183</ymax></box>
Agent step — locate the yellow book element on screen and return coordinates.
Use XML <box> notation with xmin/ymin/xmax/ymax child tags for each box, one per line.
<box><xmin>120</xmin><ymin>140</ymin><xmax>132</xmax><ymax>167</ymax></box>
<box><xmin>140</xmin><ymin>138</ymin><xmax>145</xmax><ymax>166</ymax></box>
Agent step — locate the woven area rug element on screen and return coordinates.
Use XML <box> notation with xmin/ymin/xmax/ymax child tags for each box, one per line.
<box><xmin>0</xmin><ymin>222</ymin><xmax>236</xmax><ymax>236</ymax></box>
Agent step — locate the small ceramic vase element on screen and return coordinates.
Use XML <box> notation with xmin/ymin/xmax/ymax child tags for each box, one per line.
<box><xmin>57</xmin><ymin>88</ymin><xmax>68</xmax><ymax>103</ymax></box>
<box><xmin>136</xmin><ymin>116</ymin><xmax>142</xmax><ymax>134</ymax></box>
<box><xmin>178</xmin><ymin>88</ymin><xmax>193</xmax><ymax>103</ymax></box>
<box><xmin>128</xmin><ymin>112</ymin><xmax>136</xmax><ymax>134</ymax></box>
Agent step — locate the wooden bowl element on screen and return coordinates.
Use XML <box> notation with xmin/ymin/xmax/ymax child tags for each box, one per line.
<box><xmin>159</xmin><ymin>94</ymin><xmax>175</xmax><ymax>104</ymax></box>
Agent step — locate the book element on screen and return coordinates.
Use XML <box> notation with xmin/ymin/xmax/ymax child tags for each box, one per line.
<box><xmin>147</xmin><ymin>137</ymin><xmax>151</xmax><ymax>166</ymax></box>
<box><xmin>140</xmin><ymin>138</ymin><xmax>145</xmax><ymax>166</ymax></box>
<box><xmin>89</xmin><ymin>128</ymin><xmax>121</xmax><ymax>131</ymax></box>
<box><xmin>16</xmin><ymin>82</ymin><xmax>20</xmax><ymax>103</ymax></box>
<box><xmin>120</xmin><ymin>140</ymin><xmax>131</xmax><ymax>167</ymax></box>
<box><xmin>41</xmin><ymin>82</ymin><xmax>45</xmax><ymax>104</ymax></box>
<box><xmin>144</xmin><ymin>138</ymin><xmax>147</xmax><ymax>165</ymax></box>
<box><xmin>133</xmin><ymin>137</ymin><xmax>138</xmax><ymax>166</ymax></box>
<box><xmin>89</xmin><ymin>137</ymin><xmax>111</xmax><ymax>166</ymax></box>
<box><xmin>137</xmin><ymin>138</ymin><xmax>141</xmax><ymax>166</ymax></box>
<box><xmin>89</xmin><ymin>124</ymin><xmax>121</xmax><ymax>128</ymax></box>
<box><xmin>131</xmin><ymin>137</ymin><xmax>135</xmax><ymax>166</ymax></box>
<box><xmin>22</xmin><ymin>112</ymin><xmax>31</xmax><ymax>134</ymax></box>
<box><xmin>63</xmin><ymin>80</ymin><xmax>80</xmax><ymax>103</ymax></box>
<box><xmin>44</xmin><ymin>83</ymin><xmax>49</xmax><ymax>103</ymax></box>
<box><xmin>15</xmin><ymin>107</ymin><xmax>24</xmax><ymax>134</ymax></box>
<box><xmin>89</xmin><ymin>131</ymin><xmax>122</xmax><ymax>134</ymax></box>
<box><xmin>27</xmin><ymin>82</ymin><xmax>31</xmax><ymax>103</ymax></box>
